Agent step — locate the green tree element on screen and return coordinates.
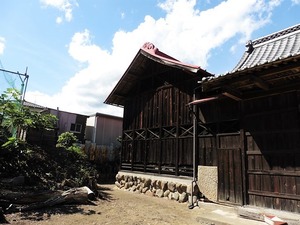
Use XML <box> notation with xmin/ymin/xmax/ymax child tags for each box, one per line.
<box><xmin>56</xmin><ymin>132</ymin><xmax>78</xmax><ymax>149</ymax></box>
<box><xmin>0</xmin><ymin>88</ymin><xmax>57</xmax><ymax>148</ymax></box>
<box><xmin>56</xmin><ymin>132</ymin><xmax>85</xmax><ymax>157</ymax></box>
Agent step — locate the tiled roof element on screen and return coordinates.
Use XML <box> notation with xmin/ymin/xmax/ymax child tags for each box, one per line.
<box><xmin>23</xmin><ymin>100</ymin><xmax>47</xmax><ymax>109</ymax></box>
<box><xmin>232</xmin><ymin>23</ymin><xmax>300</xmax><ymax>73</ymax></box>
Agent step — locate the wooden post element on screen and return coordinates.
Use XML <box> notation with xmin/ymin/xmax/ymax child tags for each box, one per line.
<box><xmin>158</xmin><ymin>89</ymin><xmax>163</xmax><ymax>174</ymax></box>
<box><xmin>240</xmin><ymin>100</ymin><xmax>248</xmax><ymax>205</ymax></box>
<box><xmin>176</xmin><ymin>88</ymin><xmax>180</xmax><ymax>176</ymax></box>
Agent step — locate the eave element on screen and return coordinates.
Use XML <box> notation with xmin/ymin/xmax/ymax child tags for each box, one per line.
<box><xmin>104</xmin><ymin>42</ymin><xmax>212</xmax><ymax>107</ymax></box>
<box><xmin>202</xmin><ymin>55</ymin><xmax>300</xmax><ymax>101</ymax></box>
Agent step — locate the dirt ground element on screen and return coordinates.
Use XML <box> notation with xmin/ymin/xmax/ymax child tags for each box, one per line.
<box><xmin>4</xmin><ymin>184</ymin><xmax>211</xmax><ymax>225</ymax></box>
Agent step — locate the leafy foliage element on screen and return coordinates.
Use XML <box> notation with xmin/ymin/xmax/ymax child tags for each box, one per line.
<box><xmin>0</xmin><ymin>88</ymin><xmax>58</xmax><ymax>148</ymax></box>
<box><xmin>0</xmin><ymin>88</ymin><xmax>97</xmax><ymax>190</ymax></box>
<box><xmin>56</xmin><ymin>132</ymin><xmax>86</xmax><ymax>157</ymax></box>
<box><xmin>0</xmin><ymin>144</ymin><xmax>98</xmax><ymax>189</ymax></box>
<box><xmin>56</xmin><ymin>132</ymin><xmax>78</xmax><ymax>149</ymax></box>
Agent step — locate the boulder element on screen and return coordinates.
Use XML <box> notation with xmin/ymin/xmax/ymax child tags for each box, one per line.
<box><xmin>163</xmin><ymin>190</ymin><xmax>170</xmax><ymax>197</ymax></box>
<box><xmin>179</xmin><ymin>192</ymin><xmax>188</xmax><ymax>203</ymax></box>
<box><xmin>124</xmin><ymin>183</ymin><xmax>130</xmax><ymax>189</ymax></box>
<box><xmin>155</xmin><ymin>189</ymin><xmax>164</xmax><ymax>198</ymax></box>
<box><xmin>142</xmin><ymin>187</ymin><xmax>149</xmax><ymax>193</ymax></box>
<box><xmin>181</xmin><ymin>184</ymin><xmax>187</xmax><ymax>193</ymax></box>
<box><xmin>161</xmin><ymin>181</ymin><xmax>168</xmax><ymax>192</ymax></box>
<box><xmin>115</xmin><ymin>181</ymin><xmax>121</xmax><ymax>188</ymax></box>
<box><xmin>176</xmin><ymin>183</ymin><xmax>182</xmax><ymax>193</ymax></box>
<box><xmin>168</xmin><ymin>182</ymin><xmax>176</xmax><ymax>192</ymax></box>
<box><xmin>172</xmin><ymin>192</ymin><xmax>179</xmax><ymax>201</ymax></box>
<box><xmin>144</xmin><ymin>178</ymin><xmax>151</xmax><ymax>188</ymax></box>
<box><xmin>151</xmin><ymin>179</ymin><xmax>157</xmax><ymax>188</ymax></box>
<box><xmin>116</xmin><ymin>173</ymin><xmax>124</xmax><ymax>182</ymax></box>
<box><xmin>130</xmin><ymin>185</ymin><xmax>137</xmax><ymax>192</ymax></box>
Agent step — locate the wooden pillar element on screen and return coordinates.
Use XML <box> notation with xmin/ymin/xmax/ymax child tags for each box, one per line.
<box><xmin>240</xmin><ymin>100</ymin><xmax>248</xmax><ymax>205</ymax></box>
<box><xmin>175</xmin><ymin>88</ymin><xmax>180</xmax><ymax>176</ymax></box>
<box><xmin>144</xmin><ymin>128</ymin><xmax>147</xmax><ymax>172</ymax></box>
<box><xmin>131</xmin><ymin>129</ymin><xmax>136</xmax><ymax>171</ymax></box>
<box><xmin>158</xmin><ymin>89</ymin><xmax>163</xmax><ymax>174</ymax></box>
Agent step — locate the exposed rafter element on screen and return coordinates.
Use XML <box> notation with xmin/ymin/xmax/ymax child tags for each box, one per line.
<box><xmin>222</xmin><ymin>85</ymin><xmax>242</xmax><ymax>101</ymax></box>
<box><xmin>250</xmin><ymin>75</ymin><xmax>270</xmax><ymax>90</ymax></box>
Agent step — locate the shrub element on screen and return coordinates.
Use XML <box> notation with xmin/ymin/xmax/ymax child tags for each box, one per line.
<box><xmin>56</xmin><ymin>132</ymin><xmax>85</xmax><ymax>157</ymax></box>
<box><xmin>56</xmin><ymin>132</ymin><xmax>78</xmax><ymax>148</ymax></box>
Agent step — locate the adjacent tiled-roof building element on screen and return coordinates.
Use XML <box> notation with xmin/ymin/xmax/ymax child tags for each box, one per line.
<box><xmin>23</xmin><ymin>100</ymin><xmax>47</xmax><ymax>111</ymax></box>
<box><xmin>198</xmin><ymin>23</ymin><xmax>300</xmax><ymax>213</ymax></box>
<box><xmin>232</xmin><ymin>23</ymin><xmax>300</xmax><ymax>72</ymax></box>
<box><xmin>202</xmin><ymin>23</ymin><xmax>300</xmax><ymax>101</ymax></box>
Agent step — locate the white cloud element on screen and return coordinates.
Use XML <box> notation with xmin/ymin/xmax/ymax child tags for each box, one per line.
<box><xmin>40</xmin><ymin>0</ymin><xmax>78</xmax><ymax>23</ymax></box>
<box><xmin>56</xmin><ymin>16</ymin><xmax>63</xmax><ymax>24</ymax></box>
<box><xmin>26</xmin><ymin>30</ymin><xmax>127</xmax><ymax>116</ymax></box>
<box><xmin>0</xmin><ymin>37</ymin><xmax>5</xmax><ymax>55</ymax></box>
<box><xmin>292</xmin><ymin>0</ymin><xmax>300</xmax><ymax>4</ymax></box>
<box><xmin>27</xmin><ymin>0</ymin><xmax>284</xmax><ymax>116</ymax></box>
<box><xmin>121</xmin><ymin>12</ymin><xmax>125</xmax><ymax>19</ymax></box>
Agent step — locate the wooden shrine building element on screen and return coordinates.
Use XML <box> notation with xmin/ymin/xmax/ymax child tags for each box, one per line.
<box><xmin>199</xmin><ymin>24</ymin><xmax>300</xmax><ymax>212</ymax></box>
<box><xmin>105</xmin><ymin>42</ymin><xmax>212</xmax><ymax>177</ymax></box>
<box><xmin>105</xmin><ymin>23</ymin><xmax>300</xmax><ymax>214</ymax></box>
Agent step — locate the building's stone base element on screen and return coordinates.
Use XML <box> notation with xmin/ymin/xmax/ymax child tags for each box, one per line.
<box><xmin>115</xmin><ymin>171</ymin><xmax>200</xmax><ymax>204</ymax></box>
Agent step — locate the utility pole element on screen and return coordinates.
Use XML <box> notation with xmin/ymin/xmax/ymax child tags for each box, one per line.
<box><xmin>0</xmin><ymin>67</ymin><xmax>29</xmax><ymax>103</ymax></box>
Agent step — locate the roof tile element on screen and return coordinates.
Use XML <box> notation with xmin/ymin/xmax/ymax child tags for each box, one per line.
<box><xmin>232</xmin><ymin>23</ymin><xmax>300</xmax><ymax>73</ymax></box>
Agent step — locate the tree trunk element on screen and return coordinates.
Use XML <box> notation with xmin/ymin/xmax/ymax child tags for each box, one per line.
<box><xmin>15</xmin><ymin>186</ymin><xmax>95</xmax><ymax>212</ymax></box>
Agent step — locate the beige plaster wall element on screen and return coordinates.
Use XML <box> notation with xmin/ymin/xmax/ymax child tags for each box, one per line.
<box><xmin>197</xmin><ymin>165</ymin><xmax>218</xmax><ymax>202</ymax></box>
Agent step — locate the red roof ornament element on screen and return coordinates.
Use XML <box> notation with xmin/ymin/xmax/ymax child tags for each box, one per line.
<box><xmin>142</xmin><ymin>42</ymin><xmax>156</xmax><ymax>50</ymax></box>
<box><xmin>140</xmin><ymin>42</ymin><xmax>200</xmax><ymax>72</ymax></box>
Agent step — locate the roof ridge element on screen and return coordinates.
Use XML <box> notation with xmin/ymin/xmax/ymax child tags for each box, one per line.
<box><xmin>23</xmin><ymin>99</ymin><xmax>47</xmax><ymax>109</ymax></box>
<box><xmin>252</xmin><ymin>23</ymin><xmax>300</xmax><ymax>46</ymax></box>
<box><xmin>140</xmin><ymin>42</ymin><xmax>200</xmax><ymax>72</ymax></box>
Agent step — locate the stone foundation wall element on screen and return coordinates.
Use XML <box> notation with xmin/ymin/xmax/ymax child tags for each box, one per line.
<box><xmin>115</xmin><ymin>172</ymin><xmax>200</xmax><ymax>204</ymax></box>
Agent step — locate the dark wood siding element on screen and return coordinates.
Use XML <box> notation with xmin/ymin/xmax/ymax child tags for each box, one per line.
<box><xmin>121</xmin><ymin>75</ymin><xmax>196</xmax><ymax>176</ymax></box>
<box><xmin>244</xmin><ymin>91</ymin><xmax>300</xmax><ymax>213</ymax></box>
<box><xmin>197</xmin><ymin>92</ymin><xmax>300</xmax><ymax>210</ymax></box>
<box><xmin>217</xmin><ymin>133</ymin><xmax>243</xmax><ymax>205</ymax></box>
<box><xmin>197</xmin><ymin>98</ymin><xmax>243</xmax><ymax>205</ymax></box>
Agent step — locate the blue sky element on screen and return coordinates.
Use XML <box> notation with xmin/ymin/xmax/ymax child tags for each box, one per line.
<box><xmin>0</xmin><ymin>0</ymin><xmax>300</xmax><ymax>117</ymax></box>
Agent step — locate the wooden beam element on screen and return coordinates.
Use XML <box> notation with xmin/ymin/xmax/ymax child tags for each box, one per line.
<box><xmin>243</xmin><ymin>82</ymin><xmax>300</xmax><ymax>100</ymax></box>
<box><xmin>222</xmin><ymin>92</ymin><xmax>242</xmax><ymax>101</ymax></box>
<box><xmin>250</xmin><ymin>75</ymin><xmax>270</xmax><ymax>90</ymax></box>
<box><xmin>202</xmin><ymin>57</ymin><xmax>300</xmax><ymax>91</ymax></box>
<box><xmin>221</xmin><ymin>85</ymin><xmax>243</xmax><ymax>101</ymax></box>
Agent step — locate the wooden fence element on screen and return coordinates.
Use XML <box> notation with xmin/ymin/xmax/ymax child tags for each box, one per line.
<box><xmin>82</xmin><ymin>142</ymin><xmax>121</xmax><ymax>182</ymax></box>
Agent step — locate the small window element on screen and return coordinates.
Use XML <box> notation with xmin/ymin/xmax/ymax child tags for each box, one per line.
<box><xmin>70</xmin><ymin>123</ymin><xmax>82</xmax><ymax>133</ymax></box>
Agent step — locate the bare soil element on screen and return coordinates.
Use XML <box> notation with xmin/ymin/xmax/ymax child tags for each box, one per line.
<box><xmin>5</xmin><ymin>184</ymin><xmax>209</xmax><ymax>225</ymax></box>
